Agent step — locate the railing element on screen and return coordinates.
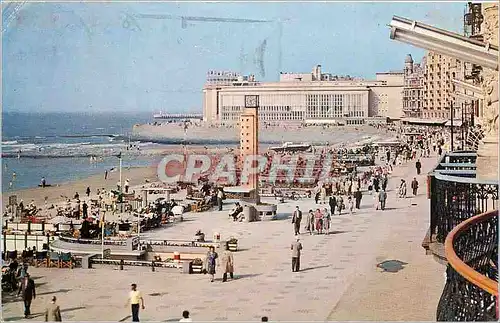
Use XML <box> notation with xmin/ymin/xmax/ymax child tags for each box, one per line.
<box><xmin>430</xmin><ymin>174</ymin><xmax>498</xmax><ymax>243</ymax></box>
<box><xmin>58</xmin><ymin>235</ymin><xmax>128</xmax><ymax>246</ymax></box>
<box><xmin>437</xmin><ymin>210</ymin><xmax>498</xmax><ymax>321</ymax></box>
<box><xmin>91</xmin><ymin>258</ymin><xmax>180</xmax><ymax>269</ymax></box>
<box><xmin>428</xmin><ymin>152</ymin><xmax>498</xmax><ymax>244</ymax></box>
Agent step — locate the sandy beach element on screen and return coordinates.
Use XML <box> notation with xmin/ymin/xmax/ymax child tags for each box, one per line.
<box><xmin>2</xmin><ymin>132</ymin><xmax>389</xmax><ymax>217</ymax></box>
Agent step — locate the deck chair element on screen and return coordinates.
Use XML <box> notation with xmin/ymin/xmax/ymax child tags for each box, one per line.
<box><xmin>35</xmin><ymin>251</ymin><xmax>48</xmax><ymax>267</ymax></box>
<box><xmin>48</xmin><ymin>252</ymin><xmax>60</xmax><ymax>268</ymax></box>
<box><xmin>59</xmin><ymin>252</ymin><xmax>73</xmax><ymax>269</ymax></box>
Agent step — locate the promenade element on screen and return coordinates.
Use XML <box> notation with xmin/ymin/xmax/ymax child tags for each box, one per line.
<box><xmin>1</xmin><ymin>156</ymin><xmax>445</xmax><ymax>322</ymax></box>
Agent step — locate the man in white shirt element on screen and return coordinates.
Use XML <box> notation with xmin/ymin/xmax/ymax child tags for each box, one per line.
<box><xmin>126</xmin><ymin>284</ymin><xmax>144</xmax><ymax>322</ymax></box>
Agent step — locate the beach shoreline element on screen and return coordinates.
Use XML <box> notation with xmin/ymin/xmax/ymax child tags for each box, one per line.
<box><xmin>2</xmin><ymin>132</ymin><xmax>393</xmax><ymax>213</ymax></box>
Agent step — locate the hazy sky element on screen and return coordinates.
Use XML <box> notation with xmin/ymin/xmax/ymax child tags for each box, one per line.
<box><xmin>2</xmin><ymin>2</ymin><xmax>465</xmax><ymax>113</ymax></box>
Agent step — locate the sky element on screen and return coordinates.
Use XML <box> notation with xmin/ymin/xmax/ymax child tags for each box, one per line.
<box><xmin>2</xmin><ymin>1</ymin><xmax>466</xmax><ymax>113</ymax></box>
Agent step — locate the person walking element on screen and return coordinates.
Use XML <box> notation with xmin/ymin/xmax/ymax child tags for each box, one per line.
<box><xmin>398</xmin><ymin>179</ymin><xmax>407</xmax><ymax>198</ymax></box>
<box><xmin>216</xmin><ymin>188</ymin><xmax>224</xmax><ymax>211</ymax></box>
<box><xmin>411</xmin><ymin>177</ymin><xmax>419</xmax><ymax>196</ymax></box>
<box><xmin>291</xmin><ymin>206</ymin><xmax>302</xmax><ymax>235</ymax></box>
<box><xmin>347</xmin><ymin>195</ymin><xmax>354</xmax><ymax>214</ymax></box>
<box><xmin>104</xmin><ymin>170</ymin><xmax>108</xmax><ymax>180</ymax></box>
<box><xmin>415</xmin><ymin>160</ymin><xmax>422</xmax><ymax>175</ymax></box>
<box><xmin>179</xmin><ymin>310</ymin><xmax>192</xmax><ymax>322</ymax></box>
<box><xmin>291</xmin><ymin>238</ymin><xmax>303</xmax><ymax>272</ymax></box>
<box><xmin>127</xmin><ymin>283</ymin><xmax>145</xmax><ymax>322</ymax></box>
<box><xmin>86</xmin><ymin>187</ymin><xmax>91</xmax><ymax>197</ymax></box>
<box><xmin>336</xmin><ymin>195</ymin><xmax>344</xmax><ymax>215</ymax></box>
<box><xmin>44</xmin><ymin>296</ymin><xmax>62</xmax><ymax>322</ymax></box>
<box><xmin>354</xmin><ymin>189</ymin><xmax>362</xmax><ymax>209</ymax></box>
<box><xmin>314</xmin><ymin>209</ymin><xmax>323</xmax><ymax>234</ymax></box>
<box><xmin>204</xmin><ymin>246</ymin><xmax>218</xmax><ymax>282</ymax></box>
<box><xmin>221</xmin><ymin>243</ymin><xmax>234</xmax><ymax>282</ymax></box>
<box><xmin>17</xmin><ymin>273</ymin><xmax>36</xmax><ymax>318</ymax></box>
<box><xmin>379</xmin><ymin>190</ymin><xmax>387</xmax><ymax>211</ymax></box>
<box><xmin>329</xmin><ymin>195</ymin><xmax>337</xmax><ymax>215</ymax></box>
<box><xmin>125</xmin><ymin>179</ymin><xmax>130</xmax><ymax>194</ymax></box>
<box><xmin>322</xmin><ymin>208</ymin><xmax>331</xmax><ymax>235</ymax></box>
<box><xmin>82</xmin><ymin>201</ymin><xmax>88</xmax><ymax>219</ymax></box>
<box><xmin>304</xmin><ymin>210</ymin><xmax>313</xmax><ymax>235</ymax></box>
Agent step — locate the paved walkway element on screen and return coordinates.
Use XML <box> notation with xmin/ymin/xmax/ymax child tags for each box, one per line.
<box><xmin>1</xmin><ymin>156</ymin><xmax>446</xmax><ymax>322</ymax></box>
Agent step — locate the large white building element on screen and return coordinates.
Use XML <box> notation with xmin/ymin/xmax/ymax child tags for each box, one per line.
<box><xmin>203</xmin><ymin>65</ymin><xmax>404</xmax><ymax>125</ymax></box>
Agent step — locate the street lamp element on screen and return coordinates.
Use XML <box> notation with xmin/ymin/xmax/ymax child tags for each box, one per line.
<box><xmin>449</xmin><ymin>103</ymin><xmax>454</xmax><ymax>152</ymax></box>
<box><xmin>389</xmin><ymin>16</ymin><xmax>498</xmax><ymax>70</ymax></box>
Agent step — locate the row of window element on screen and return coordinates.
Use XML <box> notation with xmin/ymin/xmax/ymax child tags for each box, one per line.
<box><xmin>306</xmin><ymin>94</ymin><xmax>365</xmax><ymax>118</ymax></box>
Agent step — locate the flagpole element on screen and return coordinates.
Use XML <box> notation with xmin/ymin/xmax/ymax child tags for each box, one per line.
<box><xmin>101</xmin><ymin>210</ymin><xmax>105</xmax><ymax>258</ymax></box>
<box><xmin>119</xmin><ymin>156</ymin><xmax>123</xmax><ymax>194</ymax></box>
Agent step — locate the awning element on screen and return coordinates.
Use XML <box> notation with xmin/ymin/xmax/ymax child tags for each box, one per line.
<box><xmin>400</xmin><ymin>118</ymin><xmax>447</xmax><ymax>125</ymax></box>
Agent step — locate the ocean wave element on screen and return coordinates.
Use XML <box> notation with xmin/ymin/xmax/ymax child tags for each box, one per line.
<box><xmin>2</xmin><ymin>140</ymin><xmax>18</xmax><ymax>145</ymax></box>
<box><xmin>3</xmin><ymin>143</ymin><xmax>38</xmax><ymax>150</ymax></box>
<box><xmin>44</xmin><ymin>142</ymin><xmax>92</xmax><ymax>149</ymax></box>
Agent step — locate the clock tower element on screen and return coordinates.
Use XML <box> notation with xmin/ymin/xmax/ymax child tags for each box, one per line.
<box><xmin>240</xmin><ymin>95</ymin><xmax>260</xmax><ymax>203</ymax></box>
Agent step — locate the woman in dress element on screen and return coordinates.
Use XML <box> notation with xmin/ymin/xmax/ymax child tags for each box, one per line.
<box><xmin>322</xmin><ymin>208</ymin><xmax>331</xmax><ymax>235</ymax></box>
<box><xmin>204</xmin><ymin>246</ymin><xmax>218</xmax><ymax>282</ymax></box>
<box><xmin>315</xmin><ymin>209</ymin><xmax>323</xmax><ymax>234</ymax></box>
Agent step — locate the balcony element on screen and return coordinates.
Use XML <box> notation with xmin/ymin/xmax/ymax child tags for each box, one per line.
<box><xmin>422</xmin><ymin>152</ymin><xmax>499</xmax><ymax>320</ymax></box>
<box><xmin>436</xmin><ymin>209</ymin><xmax>498</xmax><ymax>321</ymax></box>
<box><xmin>423</xmin><ymin>152</ymin><xmax>498</xmax><ymax>260</ymax></box>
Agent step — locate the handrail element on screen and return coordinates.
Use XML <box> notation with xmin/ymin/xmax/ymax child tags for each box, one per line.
<box><xmin>433</xmin><ymin>172</ymin><xmax>499</xmax><ymax>185</ymax></box>
<box><xmin>444</xmin><ymin>209</ymin><xmax>499</xmax><ymax>295</ymax></box>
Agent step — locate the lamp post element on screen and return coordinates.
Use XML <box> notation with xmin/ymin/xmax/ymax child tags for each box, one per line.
<box><xmin>461</xmin><ymin>103</ymin><xmax>465</xmax><ymax>151</ymax></box>
<box><xmin>450</xmin><ymin>103</ymin><xmax>454</xmax><ymax>152</ymax></box>
<box><xmin>101</xmin><ymin>209</ymin><xmax>105</xmax><ymax>258</ymax></box>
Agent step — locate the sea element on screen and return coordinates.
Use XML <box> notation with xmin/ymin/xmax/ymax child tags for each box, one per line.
<box><xmin>2</xmin><ymin>112</ymin><xmax>159</xmax><ymax>192</ymax></box>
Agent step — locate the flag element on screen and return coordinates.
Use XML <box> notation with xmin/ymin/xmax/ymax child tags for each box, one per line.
<box><xmin>116</xmin><ymin>152</ymin><xmax>122</xmax><ymax>159</ymax></box>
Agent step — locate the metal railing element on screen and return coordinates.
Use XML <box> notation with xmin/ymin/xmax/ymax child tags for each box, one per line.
<box><xmin>428</xmin><ymin>152</ymin><xmax>498</xmax><ymax>244</ymax></box>
<box><xmin>437</xmin><ymin>210</ymin><xmax>498</xmax><ymax>321</ymax></box>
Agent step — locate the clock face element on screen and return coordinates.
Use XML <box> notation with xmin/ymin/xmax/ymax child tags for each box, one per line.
<box><xmin>245</xmin><ymin>95</ymin><xmax>259</xmax><ymax>108</ymax></box>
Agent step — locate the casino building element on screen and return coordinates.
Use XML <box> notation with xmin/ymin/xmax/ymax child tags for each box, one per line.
<box><xmin>202</xmin><ymin>65</ymin><xmax>404</xmax><ymax>125</ymax></box>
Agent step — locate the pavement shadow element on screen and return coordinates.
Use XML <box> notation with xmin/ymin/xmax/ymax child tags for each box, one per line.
<box><xmin>233</xmin><ymin>273</ymin><xmax>260</xmax><ymax>280</ymax></box>
<box><xmin>61</xmin><ymin>306</ymin><xmax>86</xmax><ymax>313</ymax></box>
<box><xmin>299</xmin><ymin>265</ymin><xmax>330</xmax><ymax>272</ymax></box>
<box><xmin>37</xmin><ymin>288</ymin><xmax>72</xmax><ymax>297</ymax></box>
<box><xmin>35</xmin><ymin>282</ymin><xmax>48</xmax><ymax>288</ymax></box>
<box><xmin>3</xmin><ymin>312</ymin><xmax>44</xmax><ymax>321</ymax></box>
<box><xmin>326</xmin><ymin>230</ymin><xmax>349</xmax><ymax>235</ymax></box>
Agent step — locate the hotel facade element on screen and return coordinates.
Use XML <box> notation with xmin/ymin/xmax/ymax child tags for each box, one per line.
<box><xmin>203</xmin><ymin>65</ymin><xmax>404</xmax><ymax>125</ymax></box>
